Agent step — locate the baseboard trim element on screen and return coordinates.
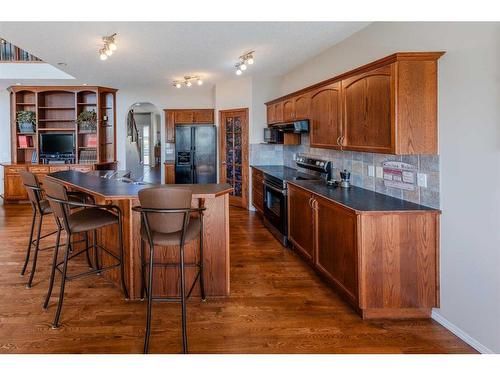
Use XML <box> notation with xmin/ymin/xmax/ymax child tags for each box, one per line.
<box><xmin>431</xmin><ymin>310</ymin><xmax>494</xmax><ymax>354</ymax></box>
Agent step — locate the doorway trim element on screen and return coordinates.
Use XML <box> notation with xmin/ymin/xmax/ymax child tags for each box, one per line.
<box><xmin>219</xmin><ymin>108</ymin><xmax>249</xmax><ymax>209</ymax></box>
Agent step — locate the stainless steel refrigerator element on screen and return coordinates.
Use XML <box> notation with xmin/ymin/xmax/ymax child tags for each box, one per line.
<box><xmin>175</xmin><ymin>125</ymin><xmax>217</xmax><ymax>184</ymax></box>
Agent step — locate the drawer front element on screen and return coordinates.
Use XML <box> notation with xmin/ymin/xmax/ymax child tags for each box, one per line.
<box><xmin>5</xmin><ymin>166</ymin><xmax>28</xmax><ymax>174</ymax></box>
<box><xmin>70</xmin><ymin>165</ymin><xmax>93</xmax><ymax>173</ymax></box>
<box><xmin>49</xmin><ymin>165</ymin><xmax>70</xmax><ymax>172</ymax></box>
<box><xmin>28</xmin><ymin>166</ymin><xmax>50</xmax><ymax>174</ymax></box>
<box><xmin>252</xmin><ymin>167</ymin><xmax>263</xmax><ymax>180</ymax></box>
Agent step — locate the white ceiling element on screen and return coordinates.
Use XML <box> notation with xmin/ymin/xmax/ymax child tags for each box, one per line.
<box><xmin>0</xmin><ymin>22</ymin><xmax>369</xmax><ymax>90</ymax></box>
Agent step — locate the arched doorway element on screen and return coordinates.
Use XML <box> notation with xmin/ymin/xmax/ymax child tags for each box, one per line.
<box><xmin>125</xmin><ymin>102</ymin><xmax>161</xmax><ymax>183</ymax></box>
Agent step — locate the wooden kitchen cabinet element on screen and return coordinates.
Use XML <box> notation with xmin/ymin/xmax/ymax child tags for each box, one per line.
<box><xmin>251</xmin><ymin>167</ymin><xmax>264</xmax><ymax>213</ymax></box>
<box><xmin>265</xmin><ymin>52</ymin><xmax>444</xmax><ymax>154</ymax></box>
<box><xmin>164</xmin><ymin>109</ymin><xmax>215</xmax><ymax>142</ymax></box>
<box><xmin>341</xmin><ymin>65</ymin><xmax>393</xmax><ymax>153</ymax></box>
<box><xmin>287</xmin><ymin>183</ymin><xmax>315</xmax><ymax>261</ymax></box>
<box><xmin>174</xmin><ymin>110</ymin><xmax>194</xmax><ymax>124</ymax></box>
<box><xmin>1</xmin><ymin>163</ymin><xmax>94</xmax><ymax>202</ymax></box>
<box><xmin>4</xmin><ymin>173</ymin><xmax>28</xmax><ymax>201</ymax></box>
<box><xmin>314</xmin><ymin>195</ymin><xmax>358</xmax><ymax>304</ymax></box>
<box><xmin>193</xmin><ymin>109</ymin><xmax>214</xmax><ymax>123</ymax></box>
<box><xmin>164</xmin><ymin>162</ymin><xmax>175</xmax><ymax>184</ymax></box>
<box><xmin>266</xmin><ymin>101</ymin><xmax>284</xmax><ymax>125</ymax></box>
<box><xmin>281</xmin><ymin>94</ymin><xmax>310</xmax><ymax>123</ymax></box>
<box><xmin>309</xmin><ymin>82</ymin><xmax>342</xmax><ymax>149</ymax></box>
<box><xmin>287</xmin><ymin>182</ymin><xmax>440</xmax><ymax>319</ymax></box>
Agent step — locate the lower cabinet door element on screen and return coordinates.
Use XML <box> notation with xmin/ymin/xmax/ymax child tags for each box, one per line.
<box><xmin>287</xmin><ymin>184</ymin><xmax>314</xmax><ymax>261</ymax></box>
<box><xmin>314</xmin><ymin>195</ymin><xmax>358</xmax><ymax>302</ymax></box>
<box><xmin>4</xmin><ymin>174</ymin><xmax>28</xmax><ymax>200</ymax></box>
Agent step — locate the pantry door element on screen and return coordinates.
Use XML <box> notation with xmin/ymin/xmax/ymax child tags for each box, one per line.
<box><xmin>219</xmin><ymin>108</ymin><xmax>249</xmax><ymax>209</ymax></box>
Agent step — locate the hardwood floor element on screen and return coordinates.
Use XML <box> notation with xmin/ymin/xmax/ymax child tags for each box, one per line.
<box><xmin>0</xmin><ymin>202</ymin><xmax>476</xmax><ymax>354</ymax></box>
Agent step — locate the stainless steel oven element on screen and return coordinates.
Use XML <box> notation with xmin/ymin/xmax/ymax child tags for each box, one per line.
<box><xmin>263</xmin><ymin>175</ymin><xmax>288</xmax><ymax>245</ymax></box>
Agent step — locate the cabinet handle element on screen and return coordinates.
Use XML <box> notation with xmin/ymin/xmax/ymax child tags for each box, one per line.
<box><xmin>308</xmin><ymin>197</ymin><xmax>313</xmax><ymax>208</ymax></box>
<box><xmin>312</xmin><ymin>199</ymin><xmax>319</xmax><ymax>210</ymax></box>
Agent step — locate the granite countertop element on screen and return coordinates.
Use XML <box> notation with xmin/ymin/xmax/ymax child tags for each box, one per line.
<box><xmin>46</xmin><ymin>170</ymin><xmax>233</xmax><ymax>199</ymax></box>
<box><xmin>287</xmin><ymin>180</ymin><xmax>440</xmax><ymax>213</ymax></box>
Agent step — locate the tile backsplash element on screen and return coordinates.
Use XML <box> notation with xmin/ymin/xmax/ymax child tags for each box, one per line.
<box><xmin>252</xmin><ymin>133</ymin><xmax>440</xmax><ymax>209</ymax></box>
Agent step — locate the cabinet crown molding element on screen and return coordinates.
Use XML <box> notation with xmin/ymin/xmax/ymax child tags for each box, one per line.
<box><xmin>265</xmin><ymin>51</ymin><xmax>445</xmax><ymax>105</ymax></box>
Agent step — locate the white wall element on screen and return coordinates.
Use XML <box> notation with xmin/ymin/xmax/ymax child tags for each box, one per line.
<box><xmin>278</xmin><ymin>22</ymin><xmax>500</xmax><ymax>353</ymax></box>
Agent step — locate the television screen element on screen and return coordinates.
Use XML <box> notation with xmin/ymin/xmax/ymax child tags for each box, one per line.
<box><xmin>40</xmin><ymin>133</ymin><xmax>74</xmax><ymax>154</ymax></box>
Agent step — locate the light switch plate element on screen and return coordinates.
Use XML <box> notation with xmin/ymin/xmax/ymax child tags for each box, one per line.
<box><xmin>368</xmin><ymin>165</ymin><xmax>375</xmax><ymax>177</ymax></box>
<box><xmin>376</xmin><ymin>166</ymin><xmax>384</xmax><ymax>178</ymax></box>
<box><xmin>417</xmin><ymin>173</ymin><xmax>427</xmax><ymax>187</ymax></box>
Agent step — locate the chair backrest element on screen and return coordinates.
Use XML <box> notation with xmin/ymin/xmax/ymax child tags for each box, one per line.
<box><xmin>138</xmin><ymin>187</ymin><xmax>192</xmax><ymax>234</ymax></box>
<box><xmin>19</xmin><ymin>170</ymin><xmax>42</xmax><ymax>207</ymax></box>
<box><xmin>43</xmin><ymin>178</ymin><xmax>70</xmax><ymax>221</ymax></box>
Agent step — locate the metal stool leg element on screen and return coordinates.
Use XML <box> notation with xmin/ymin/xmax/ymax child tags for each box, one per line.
<box><xmin>180</xmin><ymin>243</ymin><xmax>188</xmax><ymax>354</ymax></box>
<box><xmin>52</xmin><ymin>235</ymin><xmax>71</xmax><ymax>328</ymax></box>
<box><xmin>143</xmin><ymin>241</ymin><xmax>155</xmax><ymax>354</ymax></box>
<box><xmin>140</xmin><ymin>239</ymin><xmax>147</xmax><ymax>300</ymax></box>
<box><xmin>43</xmin><ymin>223</ymin><xmax>62</xmax><ymax>309</ymax></box>
<box><xmin>20</xmin><ymin>211</ymin><xmax>37</xmax><ymax>276</ymax></box>
<box><xmin>93</xmin><ymin>229</ymin><xmax>100</xmax><ymax>274</ymax></box>
<box><xmin>27</xmin><ymin>213</ymin><xmax>44</xmax><ymax>288</ymax></box>
<box><xmin>199</xmin><ymin>217</ymin><xmax>206</xmax><ymax>301</ymax></box>
<box><xmin>84</xmin><ymin>232</ymin><xmax>93</xmax><ymax>269</ymax></box>
<box><xmin>118</xmin><ymin>215</ymin><xmax>129</xmax><ymax>299</ymax></box>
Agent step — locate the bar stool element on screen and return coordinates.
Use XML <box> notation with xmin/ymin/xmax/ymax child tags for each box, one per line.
<box><xmin>132</xmin><ymin>187</ymin><xmax>206</xmax><ymax>354</ymax></box>
<box><xmin>19</xmin><ymin>171</ymin><xmax>92</xmax><ymax>289</ymax></box>
<box><xmin>42</xmin><ymin>178</ymin><xmax>129</xmax><ymax>328</ymax></box>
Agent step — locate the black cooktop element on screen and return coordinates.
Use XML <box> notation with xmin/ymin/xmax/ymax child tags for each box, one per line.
<box><xmin>252</xmin><ymin>165</ymin><xmax>319</xmax><ymax>183</ymax></box>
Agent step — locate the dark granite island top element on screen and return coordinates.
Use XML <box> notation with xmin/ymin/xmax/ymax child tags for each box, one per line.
<box><xmin>46</xmin><ymin>170</ymin><xmax>233</xmax><ymax>200</ymax></box>
<box><xmin>287</xmin><ymin>180</ymin><xmax>440</xmax><ymax>213</ymax></box>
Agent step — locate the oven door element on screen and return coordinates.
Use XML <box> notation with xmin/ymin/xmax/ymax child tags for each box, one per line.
<box><xmin>263</xmin><ymin>181</ymin><xmax>287</xmax><ymax>236</ymax></box>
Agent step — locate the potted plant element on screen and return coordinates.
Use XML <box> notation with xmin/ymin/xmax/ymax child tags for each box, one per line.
<box><xmin>77</xmin><ymin>109</ymin><xmax>97</xmax><ymax>132</ymax></box>
<box><xmin>16</xmin><ymin>111</ymin><xmax>36</xmax><ymax>133</ymax></box>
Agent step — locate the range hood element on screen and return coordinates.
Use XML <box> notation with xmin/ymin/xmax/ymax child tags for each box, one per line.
<box><xmin>272</xmin><ymin>120</ymin><xmax>309</xmax><ymax>133</ymax></box>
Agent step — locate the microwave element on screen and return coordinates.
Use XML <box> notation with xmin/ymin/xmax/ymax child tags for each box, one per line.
<box><xmin>263</xmin><ymin>127</ymin><xmax>284</xmax><ymax>144</ymax></box>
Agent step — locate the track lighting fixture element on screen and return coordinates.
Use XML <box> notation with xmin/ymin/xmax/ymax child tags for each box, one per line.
<box><xmin>98</xmin><ymin>33</ymin><xmax>118</xmax><ymax>61</ymax></box>
<box><xmin>172</xmin><ymin>76</ymin><xmax>204</xmax><ymax>89</ymax></box>
<box><xmin>234</xmin><ymin>51</ymin><xmax>255</xmax><ymax>75</ymax></box>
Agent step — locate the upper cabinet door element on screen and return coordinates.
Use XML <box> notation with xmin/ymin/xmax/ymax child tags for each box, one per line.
<box><xmin>174</xmin><ymin>110</ymin><xmax>194</xmax><ymax>124</ymax></box>
<box><xmin>165</xmin><ymin>110</ymin><xmax>175</xmax><ymax>143</ymax></box>
<box><xmin>341</xmin><ymin>65</ymin><xmax>394</xmax><ymax>153</ymax></box>
<box><xmin>274</xmin><ymin>102</ymin><xmax>283</xmax><ymax>123</ymax></box>
<box><xmin>293</xmin><ymin>93</ymin><xmax>311</xmax><ymax>120</ymax></box>
<box><xmin>266</xmin><ymin>104</ymin><xmax>275</xmax><ymax>125</ymax></box>
<box><xmin>309</xmin><ymin>82</ymin><xmax>342</xmax><ymax>149</ymax></box>
<box><xmin>282</xmin><ymin>99</ymin><xmax>294</xmax><ymax>122</ymax></box>
<box><xmin>193</xmin><ymin>109</ymin><xmax>214</xmax><ymax>124</ymax></box>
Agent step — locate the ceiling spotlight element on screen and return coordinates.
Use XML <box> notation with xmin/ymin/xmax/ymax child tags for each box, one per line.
<box><xmin>240</xmin><ymin>63</ymin><xmax>247</xmax><ymax>71</ymax></box>
<box><xmin>99</xmin><ymin>33</ymin><xmax>117</xmax><ymax>60</ymax></box>
<box><xmin>175</xmin><ymin>82</ymin><xmax>182</xmax><ymax>88</ymax></box>
<box><xmin>82</xmin><ymin>83</ymin><xmax>88</xmax><ymax>86</ymax></box>
<box><xmin>186</xmin><ymin>81</ymin><xmax>192</xmax><ymax>87</ymax></box>
<box><xmin>16</xmin><ymin>83</ymin><xmax>21</xmax><ymax>86</ymax></box>
<box><xmin>236</xmin><ymin>68</ymin><xmax>242</xmax><ymax>76</ymax></box>
<box><xmin>247</xmin><ymin>56</ymin><xmax>254</xmax><ymax>65</ymax></box>
<box><xmin>197</xmin><ymin>79</ymin><xmax>203</xmax><ymax>86</ymax></box>
<box><xmin>99</xmin><ymin>49</ymin><xmax>108</xmax><ymax>60</ymax></box>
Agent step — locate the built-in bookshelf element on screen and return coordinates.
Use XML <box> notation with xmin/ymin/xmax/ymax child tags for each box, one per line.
<box><xmin>9</xmin><ymin>86</ymin><xmax>117</xmax><ymax>166</ymax></box>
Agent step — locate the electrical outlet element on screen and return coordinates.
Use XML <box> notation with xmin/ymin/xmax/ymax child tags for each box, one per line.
<box><xmin>368</xmin><ymin>165</ymin><xmax>375</xmax><ymax>177</ymax></box>
<box><xmin>417</xmin><ymin>173</ymin><xmax>427</xmax><ymax>188</ymax></box>
<box><xmin>376</xmin><ymin>166</ymin><xmax>384</xmax><ymax>178</ymax></box>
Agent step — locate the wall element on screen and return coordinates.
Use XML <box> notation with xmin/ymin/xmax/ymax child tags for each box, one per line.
<box><xmin>278</xmin><ymin>22</ymin><xmax>500</xmax><ymax>353</ymax></box>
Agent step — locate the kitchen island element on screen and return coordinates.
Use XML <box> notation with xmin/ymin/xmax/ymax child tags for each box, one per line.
<box><xmin>45</xmin><ymin>171</ymin><xmax>232</xmax><ymax>300</ymax></box>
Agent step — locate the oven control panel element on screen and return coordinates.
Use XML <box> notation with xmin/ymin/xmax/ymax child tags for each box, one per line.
<box><xmin>295</xmin><ymin>154</ymin><xmax>331</xmax><ymax>174</ymax></box>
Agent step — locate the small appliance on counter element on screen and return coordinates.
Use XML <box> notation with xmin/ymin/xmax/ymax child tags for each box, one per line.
<box><xmin>339</xmin><ymin>169</ymin><xmax>351</xmax><ymax>188</ymax></box>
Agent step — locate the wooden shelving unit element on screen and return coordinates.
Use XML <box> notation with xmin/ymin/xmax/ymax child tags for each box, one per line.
<box><xmin>8</xmin><ymin>86</ymin><xmax>117</xmax><ymax>166</ymax></box>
